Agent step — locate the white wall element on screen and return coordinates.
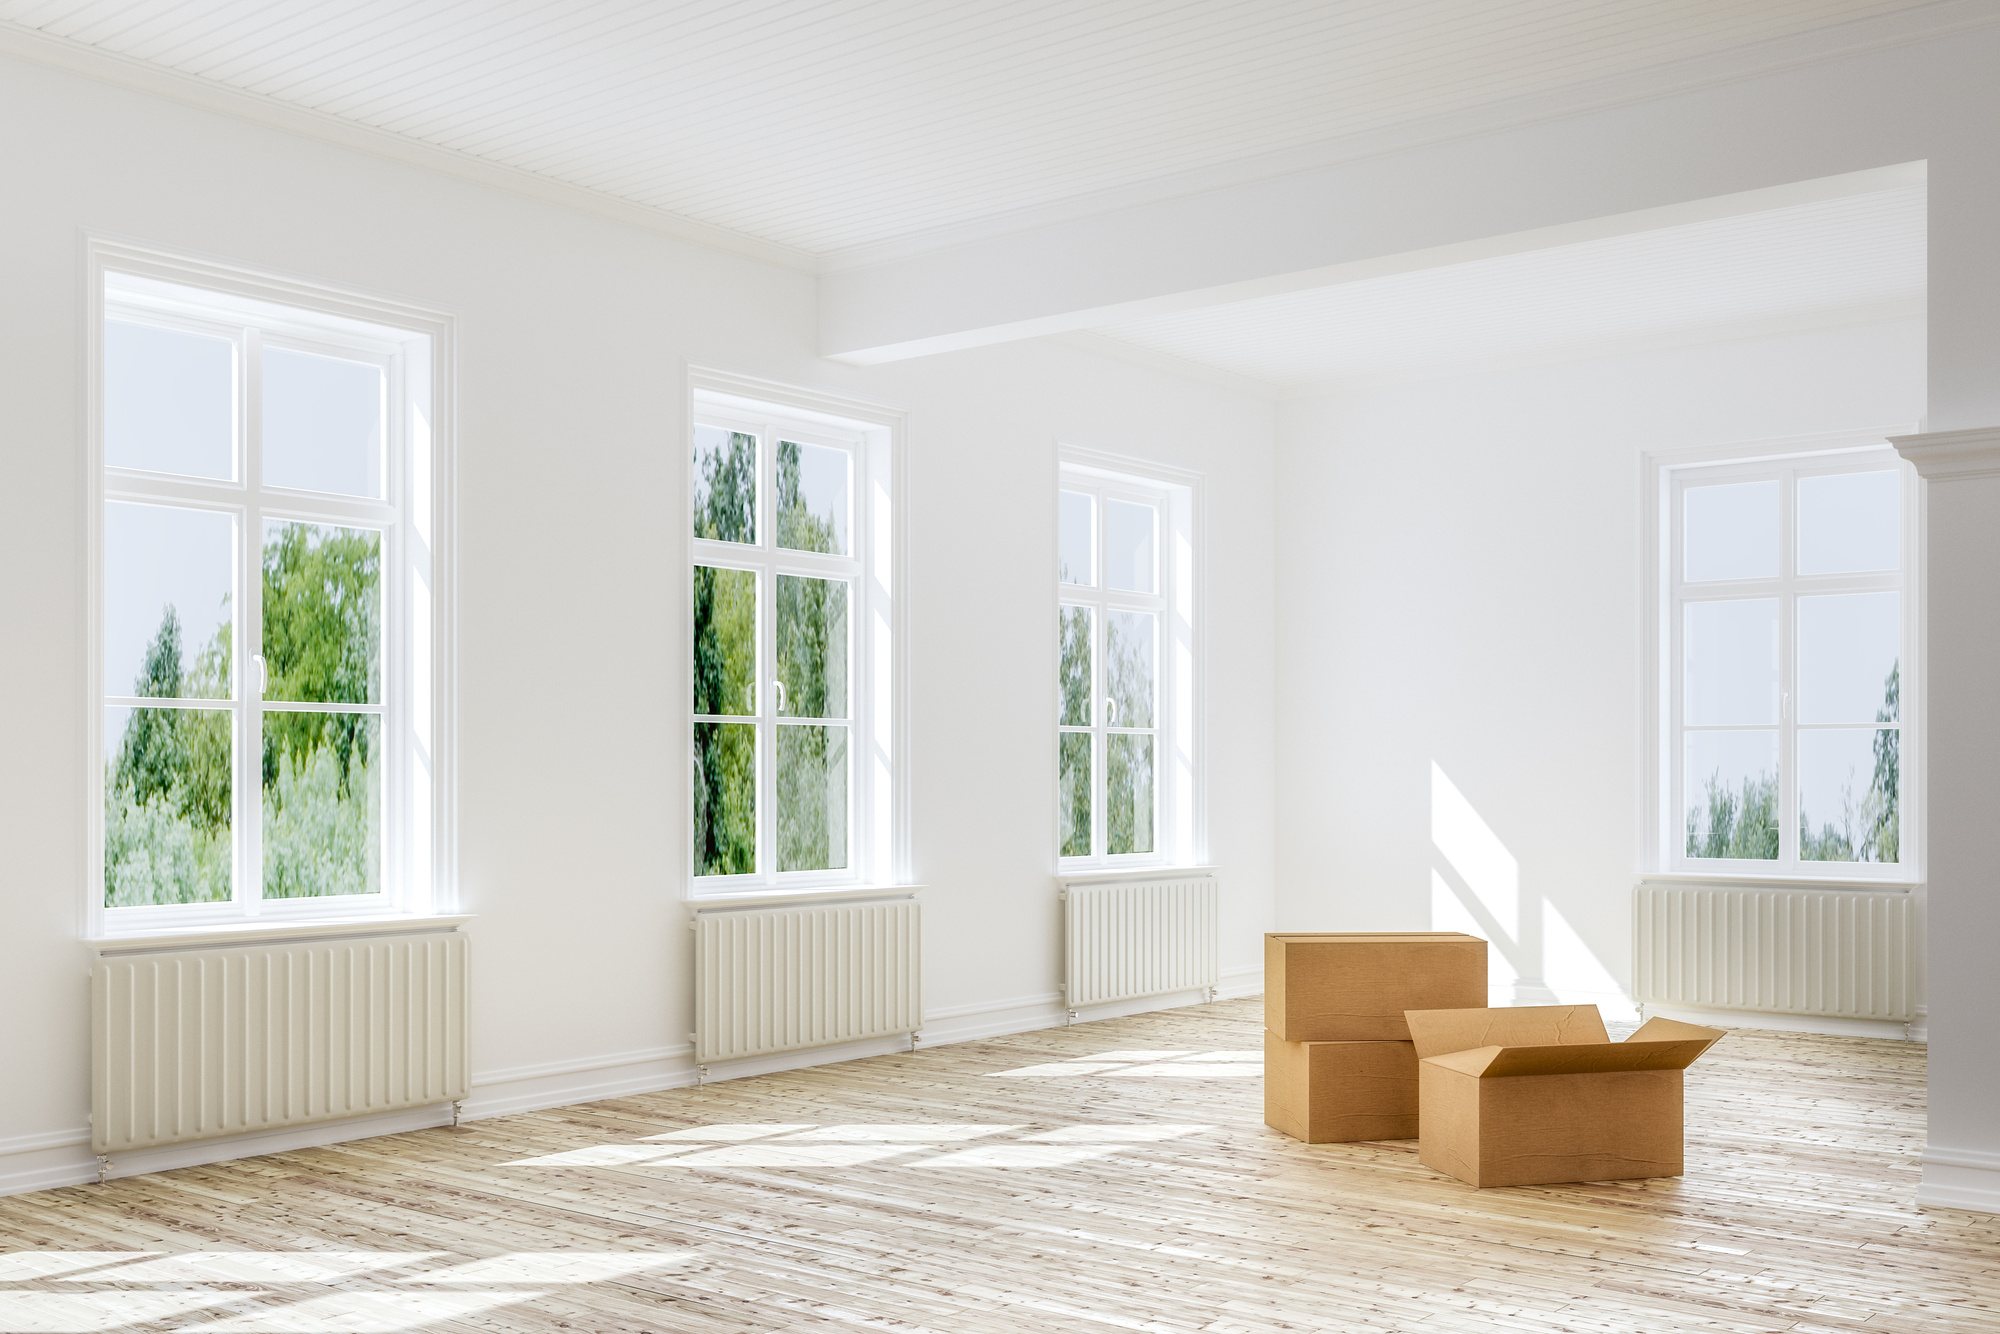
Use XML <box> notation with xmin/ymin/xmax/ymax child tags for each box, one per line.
<box><xmin>0</xmin><ymin>54</ymin><xmax>1277</xmax><ymax>1192</ymax></box>
<box><xmin>1273</xmin><ymin>319</ymin><xmax>1926</xmax><ymax>1014</ymax></box>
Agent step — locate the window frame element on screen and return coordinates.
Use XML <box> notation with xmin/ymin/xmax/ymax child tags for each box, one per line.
<box><xmin>686</xmin><ymin>372</ymin><xmax>906</xmax><ymax>901</ymax></box>
<box><xmin>1645</xmin><ymin>431</ymin><xmax>1920</xmax><ymax>885</ymax></box>
<box><xmin>85</xmin><ymin>239</ymin><xmax>456</xmax><ymax>938</ymax></box>
<box><xmin>1056</xmin><ymin>447</ymin><xmax>1204</xmax><ymax>872</ymax></box>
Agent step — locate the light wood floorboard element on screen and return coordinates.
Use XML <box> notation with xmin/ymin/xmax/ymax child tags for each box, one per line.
<box><xmin>0</xmin><ymin>999</ymin><xmax>1990</xmax><ymax>1332</ymax></box>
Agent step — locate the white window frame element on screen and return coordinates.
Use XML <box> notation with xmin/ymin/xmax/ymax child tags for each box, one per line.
<box><xmin>86</xmin><ymin>239</ymin><xmax>456</xmax><ymax>938</ymax></box>
<box><xmin>1057</xmin><ymin>447</ymin><xmax>1204</xmax><ymax>871</ymax></box>
<box><xmin>1643</xmin><ymin>430</ymin><xmax>1920</xmax><ymax>885</ymax></box>
<box><xmin>686</xmin><ymin>370</ymin><xmax>907</xmax><ymax>901</ymax></box>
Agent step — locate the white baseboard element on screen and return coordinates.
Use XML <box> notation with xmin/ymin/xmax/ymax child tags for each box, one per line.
<box><xmin>0</xmin><ymin>969</ymin><xmax>1266</xmax><ymax>1199</ymax></box>
<box><xmin>1640</xmin><ymin>1000</ymin><xmax>1922</xmax><ymax>1041</ymax></box>
<box><xmin>1919</xmin><ymin>1146</ymin><xmax>2000</xmax><ymax>1213</ymax></box>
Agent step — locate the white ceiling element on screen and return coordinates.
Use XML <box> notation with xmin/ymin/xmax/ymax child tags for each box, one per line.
<box><xmin>1090</xmin><ymin>185</ymin><xmax>1927</xmax><ymax>390</ymax></box>
<box><xmin>0</xmin><ymin>0</ymin><xmax>1965</xmax><ymax>261</ymax></box>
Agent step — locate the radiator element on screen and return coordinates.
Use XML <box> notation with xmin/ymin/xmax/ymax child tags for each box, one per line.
<box><xmin>1632</xmin><ymin>884</ymin><xmax>1914</xmax><ymax>1022</ymax></box>
<box><xmin>91</xmin><ymin>930</ymin><xmax>470</xmax><ymax>1157</ymax></box>
<box><xmin>1060</xmin><ymin>873</ymin><xmax>1220</xmax><ymax>1011</ymax></box>
<box><xmin>692</xmin><ymin>897</ymin><xmax>921</xmax><ymax>1066</ymax></box>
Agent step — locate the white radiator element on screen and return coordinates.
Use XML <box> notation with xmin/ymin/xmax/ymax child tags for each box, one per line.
<box><xmin>692</xmin><ymin>897</ymin><xmax>921</xmax><ymax>1066</ymax></box>
<box><xmin>91</xmin><ymin>929</ymin><xmax>470</xmax><ymax>1157</ymax></box>
<box><xmin>1633</xmin><ymin>884</ymin><xmax>1915</xmax><ymax>1022</ymax></box>
<box><xmin>1060</xmin><ymin>873</ymin><xmax>1220</xmax><ymax>1011</ymax></box>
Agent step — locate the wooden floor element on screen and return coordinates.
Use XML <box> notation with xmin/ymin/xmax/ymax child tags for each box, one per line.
<box><xmin>1</xmin><ymin>998</ymin><xmax>1992</xmax><ymax>1333</ymax></box>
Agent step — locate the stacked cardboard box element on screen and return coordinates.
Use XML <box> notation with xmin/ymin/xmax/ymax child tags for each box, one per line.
<box><xmin>1403</xmin><ymin>1004</ymin><xmax>1726</xmax><ymax>1186</ymax></box>
<box><xmin>1264</xmin><ymin>932</ymin><xmax>1487</xmax><ymax>1143</ymax></box>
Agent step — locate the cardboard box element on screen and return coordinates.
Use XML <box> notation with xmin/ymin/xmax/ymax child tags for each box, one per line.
<box><xmin>1403</xmin><ymin>1005</ymin><xmax>1726</xmax><ymax>1188</ymax></box>
<box><xmin>1265</xmin><ymin>932</ymin><xmax>1487</xmax><ymax>1041</ymax></box>
<box><xmin>1264</xmin><ymin>1033</ymin><xmax>1417</xmax><ymax>1143</ymax></box>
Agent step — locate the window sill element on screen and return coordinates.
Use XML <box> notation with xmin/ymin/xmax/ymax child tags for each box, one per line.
<box><xmin>1056</xmin><ymin>865</ymin><xmax>1218</xmax><ymax>886</ymax></box>
<box><xmin>685</xmin><ymin>884</ymin><xmax>924</xmax><ymax>912</ymax></box>
<box><xmin>1638</xmin><ymin>872</ymin><xmax>1919</xmax><ymax>892</ymax></box>
<box><xmin>88</xmin><ymin>914</ymin><xmax>473</xmax><ymax>955</ymax></box>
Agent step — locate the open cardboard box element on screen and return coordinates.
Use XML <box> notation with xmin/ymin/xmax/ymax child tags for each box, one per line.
<box><xmin>1266</xmin><ymin>932</ymin><xmax>1487</xmax><ymax>1041</ymax></box>
<box><xmin>1403</xmin><ymin>1004</ymin><xmax>1725</xmax><ymax>1188</ymax></box>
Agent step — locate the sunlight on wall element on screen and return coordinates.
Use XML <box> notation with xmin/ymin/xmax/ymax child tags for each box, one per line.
<box><xmin>1543</xmin><ymin>898</ymin><xmax>1636</xmax><ymax>1018</ymax></box>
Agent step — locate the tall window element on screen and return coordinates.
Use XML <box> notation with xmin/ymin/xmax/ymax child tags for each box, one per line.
<box><xmin>91</xmin><ymin>246</ymin><xmax>450</xmax><ymax>933</ymax></box>
<box><xmin>690</xmin><ymin>388</ymin><xmax>899</xmax><ymax>895</ymax></box>
<box><xmin>1663</xmin><ymin>448</ymin><xmax>1911</xmax><ymax>878</ymax></box>
<box><xmin>1057</xmin><ymin>455</ymin><xmax>1199</xmax><ymax>868</ymax></box>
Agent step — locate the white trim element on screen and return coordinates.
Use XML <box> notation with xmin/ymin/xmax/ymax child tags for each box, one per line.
<box><xmin>684</xmin><ymin>368</ymin><xmax>911</xmax><ymax>898</ymax></box>
<box><xmin>87</xmin><ymin>913</ymin><xmax>470</xmax><ymax>955</ymax></box>
<box><xmin>1638</xmin><ymin>1001</ymin><xmax>1921</xmax><ymax>1042</ymax></box>
<box><xmin>0</xmin><ymin>26</ymin><xmax>812</xmax><ymax>274</ymax></box>
<box><xmin>1639</xmin><ymin>428</ymin><xmax>1920</xmax><ymax>880</ymax></box>
<box><xmin>84</xmin><ymin>237</ymin><xmax>458</xmax><ymax>938</ymax></box>
<box><xmin>683</xmin><ymin>885</ymin><xmax>922</xmax><ymax>912</ymax></box>
<box><xmin>1890</xmin><ymin>427</ymin><xmax>2000</xmax><ymax>482</ymax></box>
<box><xmin>1918</xmin><ymin>1152</ymin><xmax>2000</xmax><ymax>1214</ymax></box>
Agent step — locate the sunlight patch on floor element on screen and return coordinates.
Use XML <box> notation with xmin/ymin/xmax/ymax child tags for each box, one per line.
<box><xmin>504</xmin><ymin>1122</ymin><xmax>1216</xmax><ymax>1170</ymax></box>
<box><xmin>986</xmin><ymin>1049</ymin><xmax>1262</xmax><ymax>1077</ymax></box>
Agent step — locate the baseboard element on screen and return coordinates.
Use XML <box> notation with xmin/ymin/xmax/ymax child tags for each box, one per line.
<box><xmin>1640</xmin><ymin>1000</ymin><xmax>1921</xmax><ymax>1041</ymax></box>
<box><xmin>1919</xmin><ymin>1146</ymin><xmax>2000</xmax><ymax>1213</ymax></box>
<box><xmin>0</xmin><ymin>1103</ymin><xmax>459</xmax><ymax>1198</ymax></box>
<box><xmin>0</xmin><ymin>971</ymin><xmax>1268</xmax><ymax>1200</ymax></box>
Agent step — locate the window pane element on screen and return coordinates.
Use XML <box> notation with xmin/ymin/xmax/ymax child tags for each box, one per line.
<box><xmin>695</xmin><ymin>721</ymin><xmax>756</xmax><ymax>875</ymax></box>
<box><xmin>1060</xmin><ymin>491</ymin><xmax>1094</xmax><ymax>586</ymax></box>
<box><xmin>103</xmin><ymin>705</ymin><xmax>232</xmax><ymax>906</ymax></box>
<box><xmin>1107</xmin><ymin>611</ymin><xmax>1156</xmax><ymax>728</ymax></box>
<box><xmin>694</xmin><ymin>426</ymin><xmax>757</xmax><ymax>544</ymax></box>
<box><xmin>1799</xmin><ymin>471</ymin><xmax>1899</xmax><ymax>575</ymax></box>
<box><xmin>1108</xmin><ymin>734</ymin><xmax>1155</xmax><ymax>855</ymax></box>
<box><xmin>1684</xmin><ymin>480</ymin><xmax>1778</xmax><ymax>582</ymax></box>
<box><xmin>1105</xmin><ymin>500</ymin><xmax>1156</xmax><ymax>593</ymax></box>
<box><xmin>693</xmin><ymin>566</ymin><xmax>756</xmax><ymax>716</ymax></box>
<box><xmin>262</xmin><ymin>348</ymin><xmax>384</xmax><ymax>498</ymax></box>
<box><xmin>1799</xmin><ymin>728</ymin><xmax>1899</xmax><ymax>864</ymax></box>
<box><xmin>263</xmin><ymin>712</ymin><xmax>380</xmax><ymax>898</ymax></box>
<box><xmin>777</xmin><ymin>575</ymin><xmax>849</xmax><ymax>719</ymax></box>
<box><xmin>1799</xmin><ymin>593</ymin><xmax>1899</xmax><ymax>724</ymax></box>
<box><xmin>1059</xmin><ymin>732</ymin><xmax>1091</xmax><ymax>858</ymax></box>
<box><xmin>105</xmin><ymin>502</ymin><xmax>234</xmax><ymax>701</ymax></box>
<box><xmin>263</xmin><ymin>521</ymin><xmax>381</xmax><ymax>705</ymax></box>
<box><xmin>778</xmin><ymin>724</ymin><xmax>847</xmax><ymax>872</ymax></box>
<box><xmin>104</xmin><ymin>320</ymin><xmax>234</xmax><ymax>480</ymax></box>
<box><xmin>1684</xmin><ymin>599</ymin><xmax>1777</xmax><ymax>725</ymax></box>
<box><xmin>1059</xmin><ymin>606</ymin><xmax>1092</xmax><ymax>726</ymax></box>
<box><xmin>777</xmin><ymin>440</ymin><xmax>849</xmax><ymax>555</ymax></box>
<box><xmin>1684</xmin><ymin>730</ymin><xmax>1778</xmax><ymax>860</ymax></box>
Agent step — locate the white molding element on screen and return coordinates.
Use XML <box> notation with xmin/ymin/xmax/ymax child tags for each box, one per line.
<box><xmin>0</xmin><ymin>25</ymin><xmax>813</xmax><ymax>274</ymax></box>
<box><xmin>1919</xmin><ymin>1151</ymin><xmax>2000</xmax><ymax>1214</ymax></box>
<box><xmin>89</xmin><ymin>914</ymin><xmax>471</xmax><ymax>954</ymax></box>
<box><xmin>1638</xmin><ymin>1001</ymin><xmax>1920</xmax><ymax>1041</ymax></box>
<box><xmin>1890</xmin><ymin>427</ymin><xmax>2000</xmax><ymax>482</ymax></box>
<box><xmin>685</xmin><ymin>885</ymin><xmax>923</xmax><ymax>912</ymax></box>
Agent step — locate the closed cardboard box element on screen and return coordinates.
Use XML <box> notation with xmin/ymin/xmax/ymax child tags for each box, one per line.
<box><xmin>1264</xmin><ymin>1034</ymin><xmax>1417</xmax><ymax>1143</ymax></box>
<box><xmin>1404</xmin><ymin>1005</ymin><xmax>1725</xmax><ymax>1188</ymax></box>
<box><xmin>1265</xmin><ymin>932</ymin><xmax>1487</xmax><ymax>1041</ymax></box>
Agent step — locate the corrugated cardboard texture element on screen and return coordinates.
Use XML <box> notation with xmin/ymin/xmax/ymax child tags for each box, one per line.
<box><xmin>1404</xmin><ymin>1004</ymin><xmax>1609</xmax><ymax>1058</ymax></box>
<box><xmin>1264</xmin><ymin>1034</ymin><xmax>1417</xmax><ymax>1143</ymax></box>
<box><xmin>1419</xmin><ymin>1063</ymin><xmax>1686</xmax><ymax>1187</ymax></box>
<box><xmin>1266</xmin><ymin>933</ymin><xmax>1487</xmax><ymax>1041</ymax></box>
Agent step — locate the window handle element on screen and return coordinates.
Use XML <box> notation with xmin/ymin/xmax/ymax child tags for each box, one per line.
<box><xmin>1106</xmin><ymin>697</ymin><xmax>1118</xmax><ymax>725</ymax></box>
<box><xmin>253</xmin><ymin>654</ymin><xmax>268</xmax><ymax>699</ymax></box>
<box><xmin>774</xmin><ymin>680</ymin><xmax>787</xmax><ymax>714</ymax></box>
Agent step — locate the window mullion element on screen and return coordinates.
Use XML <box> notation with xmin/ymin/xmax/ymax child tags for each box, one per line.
<box><xmin>1778</xmin><ymin>466</ymin><xmax>1797</xmax><ymax>870</ymax></box>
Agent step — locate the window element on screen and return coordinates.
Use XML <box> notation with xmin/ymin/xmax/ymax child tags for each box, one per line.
<box><xmin>1057</xmin><ymin>452</ymin><xmax>1200</xmax><ymax>868</ymax></box>
<box><xmin>1656</xmin><ymin>443</ymin><xmax>1914</xmax><ymax>879</ymax></box>
<box><xmin>688</xmin><ymin>380</ymin><xmax>902</xmax><ymax>896</ymax></box>
<box><xmin>89</xmin><ymin>243</ymin><xmax>452</xmax><ymax>934</ymax></box>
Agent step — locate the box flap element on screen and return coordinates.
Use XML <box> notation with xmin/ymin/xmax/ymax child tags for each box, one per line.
<box><xmin>1628</xmin><ymin>1016</ymin><xmax>1728</xmax><ymax>1052</ymax></box>
<box><xmin>1473</xmin><ymin>1038</ymin><xmax>1719</xmax><ymax>1077</ymax></box>
<box><xmin>1404</xmin><ymin>1005</ymin><xmax>1609</xmax><ymax>1058</ymax></box>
